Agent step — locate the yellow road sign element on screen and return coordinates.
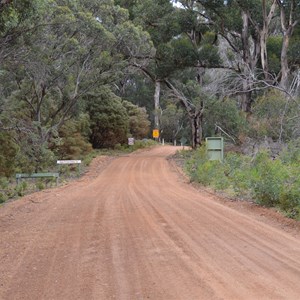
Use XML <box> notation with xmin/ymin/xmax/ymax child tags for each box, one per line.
<box><xmin>152</xmin><ymin>129</ymin><xmax>159</xmax><ymax>138</ymax></box>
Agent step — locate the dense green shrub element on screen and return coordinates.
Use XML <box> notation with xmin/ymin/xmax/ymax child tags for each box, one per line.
<box><xmin>251</xmin><ymin>152</ymin><xmax>288</xmax><ymax>207</ymax></box>
<box><xmin>0</xmin><ymin>192</ymin><xmax>7</xmax><ymax>204</ymax></box>
<box><xmin>122</xmin><ymin>101</ymin><xmax>150</xmax><ymax>139</ymax></box>
<box><xmin>0</xmin><ymin>132</ymin><xmax>19</xmax><ymax>177</ymax></box>
<box><xmin>184</xmin><ymin>145</ymin><xmax>300</xmax><ymax>219</ymax></box>
<box><xmin>204</xmin><ymin>98</ymin><xmax>247</xmax><ymax>140</ymax></box>
<box><xmin>223</xmin><ymin>153</ymin><xmax>252</xmax><ymax>198</ymax></box>
<box><xmin>195</xmin><ymin>160</ymin><xmax>229</xmax><ymax>189</ymax></box>
<box><xmin>86</xmin><ymin>88</ymin><xmax>129</xmax><ymax>148</ymax></box>
<box><xmin>15</xmin><ymin>181</ymin><xmax>28</xmax><ymax>197</ymax></box>
<box><xmin>279</xmin><ymin>138</ymin><xmax>300</xmax><ymax>164</ymax></box>
<box><xmin>51</xmin><ymin>114</ymin><xmax>93</xmax><ymax>159</ymax></box>
<box><xmin>280</xmin><ymin>186</ymin><xmax>300</xmax><ymax>219</ymax></box>
<box><xmin>251</xmin><ymin>91</ymin><xmax>298</xmax><ymax>141</ymax></box>
<box><xmin>185</xmin><ymin>145</ymin><xmax>208</xmax><ymax>181</ymax></box>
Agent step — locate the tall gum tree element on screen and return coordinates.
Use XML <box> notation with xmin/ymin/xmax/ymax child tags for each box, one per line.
<box><xmin>194</xmin><ymin>0</ymin><xmax>278</xmax><ymax>112</ymax></box>
<box><xmin>0</xmin><ymin>0</ymin><xmax>153</xmax><ymax>155</ymax></box>
<box><xmin>125</xmin><ymin>0</ymin><xmax>221</xmax><ymax>147</ymax></box>
<box><xmin>130</xmin><ymin>0</ymin><xmax>181</xmax><ymax>131</ymax></box>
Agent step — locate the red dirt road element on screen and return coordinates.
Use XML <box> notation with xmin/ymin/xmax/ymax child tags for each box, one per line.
<box><xmin>1</xmin><ymin>146</ymin><xmax>300</xmax><ymax>300</ymax></box>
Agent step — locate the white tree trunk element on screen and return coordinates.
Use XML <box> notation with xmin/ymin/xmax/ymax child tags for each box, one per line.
<box><xmin>154</xmin><ymin>80</ymin><xmax>160</xmax><ymax>129</ymax></box>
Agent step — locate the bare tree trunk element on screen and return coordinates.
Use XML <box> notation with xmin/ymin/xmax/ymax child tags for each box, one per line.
<box><xmin>154</xmin><ymin>80</ymin><xmax>160</xmax><ymax>129</ymax></box>
<box><xmin>240</xmin><ymin>11</ymin><xmax>254</xmax><ymax>112</ymax></box>
<box><xmin>240</xmin><ymin>9</ymin><xmax>262</xmax><ymax>113</ymax></box>
<box><xmin>277</xmin><ymin>0</ymin><xmax>299</xmax><ymax>90</ymax></box>
<box><xmin>260</xmin><ymin>0</ymin><xmax>277</xmax><ymax>80</ymax></box>
<box><xmin>164</xmin><ymin>79</ymin><xmax>203</xmax><ymax>148</ymax></box>
<box><xmin>190</xmin><ymin>111</ymin><xmax>203</xmax><ymax>149</ymax></box>
<box><xmin>240</xmin><ymin>81</ymin><xmax>252</xmax><ymax>113</ymax></box>
<box><xmin>241</xmin><ymin>11</ymin><xmax>250</xmax><ymax>65</ymax></box>
<box><xmin>280</xmin><ymin>33</ymin><xmax>291</xmax><ymax>89</ymax></box>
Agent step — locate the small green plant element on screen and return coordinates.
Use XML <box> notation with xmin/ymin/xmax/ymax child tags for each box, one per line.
<box><xmin>0</xmin><ymin>192</ymin><xmax>7</xmax><ymax>203</ymax></box>
<box><xmin>36</xmin><ymin>180</ymin><xmax>45</xmax><ymax>191</ymax></box>
<box><xmin>184</xmin><ymin>145</ymin><xmax>208</xmax><ymax>181</ymax></box>
<box><xmin>251</xmin><ymin>152</ymin><xmax>288</xmax><ymax>207</ymax></box>
<box><xmin>82</xmin><ymin>149</ymin><xmax>103</xmax><ymax>166</ymax></box>
<box><xmin>0</xmin><ymin>177</ymin><xmax>9</xmax><ymax>190</ymax></box>
<box><xmin>114</xmin><ymin>143</ymin><xmax>122</xmax><ymax>150</ymax></box>
<box><xmin>14</xmin><ymin>181</ymin><xmax>28</xmax><ymax>197</ymax></box>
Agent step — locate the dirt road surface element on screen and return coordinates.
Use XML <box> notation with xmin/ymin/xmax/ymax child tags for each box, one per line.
<box><xmin>1</xmin><ymin>146</ymin><xmax>300</xmax><ymax>300</ymax></box>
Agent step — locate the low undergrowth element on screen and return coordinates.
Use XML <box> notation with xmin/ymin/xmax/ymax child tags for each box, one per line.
<box><xmin>180</xmin><ymin>140</ymin><xmax>300</xmax><ymax>220</ymax></box>
<box><xmin>0</xmin><ymin>139</ymin><xmax>157</xmax><ymax>205</ymax></box>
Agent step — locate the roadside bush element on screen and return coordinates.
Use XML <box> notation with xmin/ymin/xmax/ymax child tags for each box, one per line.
<box><xmin>279</xmin><ymin>185</ymin><xmax>300</xmax><ymax>219</ymax></box>
<box><xmin>36</xmin><ymin>180</ymin><xmax>45</xmax><ymax>191</ymax></box>
<box><xmin>250</xmin><ymin>151</ymin><xmax>288</xmax><ymax>207</ymax></box>
<box><xmin>52</xmin><ymin>114</ymin><xmax>93</xmax><ymax>159</ymax></box>
<box><xmin>278</xmin><ymin>163</ymin><xmax>300</xmax><ymax>219</ymax></box>
<box><xmin>195</xmin><ymin>160</ymin><xmax>230</xmax><ymax>190</ymax></box>
<box><xmin>185</xmin><ymin>145</ymin><xmax>208</xmax><ymax>181</ymax></box>
<box><xmin>279</xmin><ymin>138</ymin><xmax>300</xmax><ymax>164</ymax></box>
<box><xmin>122</xmin><ymin>101</ymin><xmax>150</xmax><ymax>139</ymax></box>
<box><xmin>83</xmin><ymin>150</ymin><xmax>101</xmax><ymax>166</ymax></box>
<box><xmin>224</xmin><ymin>153</ymin><xmax>252</xmax><ymax>198</ymax></box>
<box><xmin>183</xmin><ymin>146</ymin><xmax>300</xmax><ymax>219</ymax></box>
<box><xmin>85</xmin><ymin>88</ymin><xmax>129</xmax><ymax>148</ymax></box>
<box><xmin>0</xmin><ymin>177</ymin><xmax>9</xmax><ymax>190</ymax></box>
<box><xmin>15</xmin><ymin>181</ymin><xmax>28</xmax><ymax>197</ymax></box>
<box><xmin>0</xmin><ymin>132</ymin><xmax>18</xmax><ymax>177</ymax></box>
<box><xmin>0</xmin><ymin>192</ymin><xmax>7</xmax><ymax>204</ymax></box>
<box><xmin>251</xmin><ymin>91</ymin><xmax>298</xmax><ymax>141</ymax></box>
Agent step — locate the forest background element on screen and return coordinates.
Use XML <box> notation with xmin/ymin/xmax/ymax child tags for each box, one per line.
<box><xmin>0</xmin><ymin>0</ymin><xmax>300</xmax><ymax>217</ymax></box>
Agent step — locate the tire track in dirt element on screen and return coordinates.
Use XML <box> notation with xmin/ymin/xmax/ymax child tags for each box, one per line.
<box><xmin>0</xmin><ymin>146</ymin><xmax>300</xmax><ymax>299</ymax></box>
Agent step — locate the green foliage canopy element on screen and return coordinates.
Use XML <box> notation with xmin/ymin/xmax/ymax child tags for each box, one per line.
<box><xmin>86</xmin><ymin>88</ymin><xmax>129</xmax><ymax>148</ymax></box>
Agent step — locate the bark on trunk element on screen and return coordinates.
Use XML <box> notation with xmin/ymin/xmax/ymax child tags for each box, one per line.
<box><xmin>240</xmin><ymin>11</ymin><xmax>253</xmax><ymax>112</ymax></box>
<box><xmin>280</xmin><ymin>33</ymin><xmax>290</xmax><ymax>89</ymax></box>
<box><xmin>154</xmin><ymin>80</ymin><xmax>160</xmax><ymax>129</ymax></box>
<box><xmin>277</xmin><ymin>0</ymin><xmax>299</xmax><ymax>90</ymax></box>
<box><xmin>260</xmin><ymin>0</ymin><xmax>276</xmax><ymax>80</ymax></box>
<box><xmin>240</xmin><ymin>10</ymin><xmax>260</xmax><ymax>113</ymax></box>
<box><xmin>240</xmin><ymin>79</ymin><xmax>253</xmax><ymax>113</ymax></box>
<box><xmin>190</xmin><ymin>112</ymin><xmax>203</xmax><ymax>149</ymax></box>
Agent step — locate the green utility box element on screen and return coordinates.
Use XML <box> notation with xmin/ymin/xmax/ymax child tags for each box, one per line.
<box><xmin>206</xmin><ymin>137</ymin><xmax>224</xmax><ymax>161</ymax></box>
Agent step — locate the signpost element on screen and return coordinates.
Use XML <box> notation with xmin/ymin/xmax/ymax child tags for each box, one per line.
<box><xmin>206</xmin><ymin>137</ymin><xmax>224</xmax><ymax>161</ymax></box>
<box><xmin>180</xmin><ymin>137</ymin><xmax>187</xmax><ymax>148</ymax></box>
<box><xmin>57</xmin><ymin>160</ymin><xmax>82</xmax><ymax>176</ymax></box>
<box><xmin>128</xmin><ymin>137</ymin><xmax>135</xmax><ymax>146</ymax></box>
<box><xmin>57</xmin><ymin>160</ymin><xmax>81</xmax><ymax>164</ymax></box>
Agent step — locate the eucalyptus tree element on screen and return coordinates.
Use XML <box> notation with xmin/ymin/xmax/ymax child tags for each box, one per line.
<box><xmin>122</xmin><ymin>100</ymin><xmax>151</xmax><ymax>139</ymax></box>
<box><xmin>85</xmin><ymin>87</ymin><xmax>129</xmax><ymax>148</ymax></box>
<box><xmin>120</xmin><ymin>0</ymin><xmax>221</xmax><ymax>147</ymax></box>
<box><xmin>194</xmin><ymin>0</ymin><xmax>300</xmax><ymax>102</ymax></box>
<box><xmin>188</xmin><ymin>0</ymin><xmax>278</xmax><ymax>111</ymax></box>
<box><xmin>160</xmin><ymin>103</ymin><xmax>187</xmax><ymax>143</ymax></box>
<box><xmin>131</xmin><ymin>0</ymin><xmax>180</xmax><ymax>130</ymax></box>
<box><xmin>0</xmin><ymin>0</ymin><xmax>42</xmax><ymax>62</ymax></box>
<box><xmin>0</xmin><ymin>0</ymin><xmax>153</xmax><ymax>168</ymax></box>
